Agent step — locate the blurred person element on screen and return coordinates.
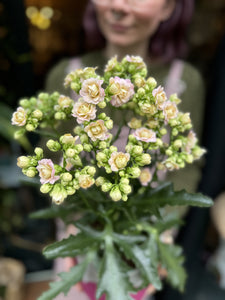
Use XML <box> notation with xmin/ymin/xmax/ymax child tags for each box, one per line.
<box><xmin>44</xmin><ymin>1</ymin><xmax>206</xmax><ymax>299</ymax></box>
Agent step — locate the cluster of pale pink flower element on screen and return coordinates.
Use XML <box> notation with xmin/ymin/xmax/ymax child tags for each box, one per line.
<box><xmin>12</xmin><ymin>55</ymin><xmax>205</xmax><ymax>204</ymax></box>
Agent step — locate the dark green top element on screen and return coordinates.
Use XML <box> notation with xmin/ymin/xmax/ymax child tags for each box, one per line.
<box><xmin>45</xmin><ymin>51</ymin><xmax>205</xmax><ymax>194</ymax></box>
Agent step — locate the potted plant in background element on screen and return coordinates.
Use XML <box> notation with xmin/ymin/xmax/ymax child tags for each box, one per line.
<box><xmin>11</xmin><ymin>55</ymin><xmax>213</xmax><ymax>300</ymax></box>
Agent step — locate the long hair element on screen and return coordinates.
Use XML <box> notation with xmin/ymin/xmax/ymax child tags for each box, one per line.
<box><xmin>82</xmin><ymin>0</ymin><xmax>194</xmax><ymax>62</ymax></box>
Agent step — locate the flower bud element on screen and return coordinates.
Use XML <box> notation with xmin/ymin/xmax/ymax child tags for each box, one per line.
<box><xmin>120</xmin><ymin>178</ymin><xmax>129</xmax><ymax>185</ymax></box>
<box><xmin>55</xmin><ymin>112</ymin><xmax>66</xmax><ymax>120</ymax></box>
<box><xmin>120</xmin><ymin>184</ymin><xmax>132</xmax><ymax>195</ymax></box>
<box><xmin>32</xmin><ymin>109</ymin><xmax>43</xmax><ymax>119</ymax></box>
<box><xmin>50</xmin><ymin>184</ymin><xmax>67</xmax><ymax>205</ymax></box>
<box><xmin>26</xmin><ymin>167</ymin><xmax>37</xmax><ymax>177</ymax></box>
<box><xmin>19</xmin><ymin>99</ymin><xmax>30</xmax><ymax>108</ymax></box>
<box><xmin>147</xmin><ymin>77</ymin><xmax>157</xmax><ymax>88</ymax></box>
<box><xmin>105</xmin><ymin>120</ymin><xmax>113</xmax><ymax>130</ymax></box>
<box><xmin>185</xmin><ymin>154</ymin><xmax>194</xmax><ymax>164</ymax></box>
<box><xmin>137</xmin><ymin>88</ymin><xmax>145</xmax><ymax>97</ymax></box>
<box><xmin>75</xmin><ymin>144</ymin><xmax>83</xmax><ymax>152</ymax></box>
<box><xmin>34</xmin><ymin>147</ymin><xmax>43</xmax><ymax>158</ymax></box>
<box><xmin>66</xmin><ymin>148</ymin><xmax>76</xmax><ymax>158</ymax></box>
<box><xmin>98</xmin><ymin>101</ymin><xmax>107</xmax><ymax>109</ymax></box>
<box><xmin>26</xmin><ymin>123</ymin><xmax>35</xmax><ymax>132</ymax></box>
<box><xmin>173</xmin><ymin>139</ymin><xmax>182</xmax><ymax>149</ymax></box>
<box><xmin>95</xmin><ymin>176</ymin><xmax>105</xmax><ymax>186</ymax></box>
<box><xmin>87</xmin><ymin>166</ymin><xmax>96</xmax><ymax>176</ymax></box>
<box><xmin>99</xmin><ymin>141</ymin><xmax>107</xmax><ymax>149</ymax></box>
<box><xmin>40</xmin><ymin>183</ymin><xmax>53</xmax><ymax>194</ymax></box>
<box><xmin>127</xmin><ymin>167</ymin><xmax>141</xmax><ymax>178</ymax></box>
<box><xmin>66</xmin><ymin>186</ymin><xmax>76</xmax><ymax>195</ymax></box>
<box><xmin>17</xmin><ymin>156</ymin><xmax>30</xmax><ymax>168</ymax></box>
<box><xmin>136</xmin><ymin>153</ymin><xmax>151</xmax><ymax>166</ymax></box>
<box><xmin>80</xmin><ymin>134</ymin><xmax>89</xmax><ymax>143</ymax></box>
<box><xmin>83</xmin><ymin>144</ymin><xmax>93</xmax><ymax>152</ymax></box>
<box><xmin>110</xmin><ymin>186</ymin><xmax>122</xmax><ymax>202</ymax></box>
<box><xmin>61</xmin><ymin>172</ymin><xmax>73</xmax><ymax>182</ymax></box>
<box><xmin>102</xmin><ymin>182</ymin><xmax>113</xmax><ymax>192</ymax></box>
<box><xmin>132</xmin><ymin>145</ymin><xmax>143</xmax><ymax>155</ymax></box>
<box><xmin>160</xmin><ymin>128</ymin><xmax>167</xmax><ymax>136</ymax></box>
<box><xmin>47</xmin><ymin>140</ymin><xmax>61</xmax><ymax>152</ymax></box>
<box><xmin>96</xmin><ymin>152</ymin><xmax>108</xmax><ymax>163</ymax></box>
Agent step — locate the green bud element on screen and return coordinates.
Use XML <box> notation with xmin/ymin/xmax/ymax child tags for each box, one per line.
<box><xmin>50</xmin><ymin>184</ymin><xmax>67</xmax><ymax>205</ymax></box>
<box><xmin>172</xmin><ymin>128</ymin><xmax>178</xmax><ymax>136</ymax></box>
<box><xmin>66</xmin><ymin>148</ymin><xmax>76</xmax><ymax>158</ymax></box>
<box><xmin>122</xmin><ymin>194</ymin><xmax>128</xmax><ymax>201</ymax></box>
<box><xmin>73</xmin><ymin>126</ymin><xmax>83</xmax><ymax>135</ymax></box>
<box><xmin>66</xmin><ymin>187</ymin><xmax>76</xmax><ymax>195</ymax></box>
<box><xmin>98</xmin><ymin>101</ymin><xmax>106</xmax><ymax>109</ymax></box>
<box><xmin>166</xmin><ymin>149</ymin><xmax>173</xmax><ymax>156</ymax></box>
<box><xmin>120</xmin><ymin>184</ymin><xmax>132</xmax><ymax>195</ymax></box>
<box><xmin>95</xmin><ymin>176</ymin><xmax>105</xmax><ymax>186</ymax></box>
<box><xmin>173</xmin><ymin>139</ymin><xmax>182</xmax><ymax>149</ymax></box>
<box><xmin>120</xmin><ymin>178</ymin><xmax>129</xmax><ymax>185</ymax></box>
<box><xmin>26</xmin><ymin>123</ymin><xmax>35</xmax><ymax>132</ymax></box>
<box><xmin>61</xmin><ymin>172</ymin><xmax>73</xmax><ymax>182</ymax></box>
<box><xmin>87</xmin><ymin>166</ymin><xmax>96</xmax><ymax>176</ymax></box>
<box><xmin>17</xmin><ymin>156</ymin><xmax>30</xmax><ymax>168</ymax></box>
<box><xmin>34</xmin><ymin>147</ymin><xmax>43</xmax><ymax>158</ymax></box>
<box><xmin>75</xmin><ymin>144</ymin><xmax>83</xmax><ymax>152</ymax></box>
<box><xmin>19</xmin><ymin>99</ymin><xmax>30</xmax><ymax>108</ymax></box>
<box><xmin>136</xmin><ymin>153</ymin><xmax>151</xmax><ymax>166</ymax></box>
<box><xmin>109</xmin><ymin>146</ymin><xmax>117</xmax><ymax>153</ymax></box>
<box><xmin>26</xmin><ymin>167</ymin><xmax>36</xmax><ymax>177</ymax></box>
<box><xmin>132</xmin><ymin>145</ymin><xmax>143</xmax><ymax>155</ymax></box>
<box><xmin>99</xmin><ymin>141</ymin><xmax>107</xmax><ymax>149</ymax></box>
<box><xmin>185</xmin><ymin>154</ymin><xmax>194</xmax><ymax>164</ymax></box>
<box><xmin>40</xmin><ymin>183</ymin><xmax>53</xmax><ymax>194</ymax></box>
<box><xmin>137</xmin><ymin>87</ymin><xmax>145</xmax><ymax>96</ymax></box>
<box><xmin>32</xmin><ymin>109</ymin><xmax>43</xmax><ymax>119</ymax></box>
<box><xmin>47</xmin><ymin>140</ymin><xmax>61</xmax><ymax>152</ymax></box>
<box><xmin>98</xmin><ymin>113</ymin><xmax>106</xmax><ymax>119</ymax></box>
<box><xmin>110</xmin><ymin>186</ymin><xmax>122</xmax><ymax>202</ymax></box>
<box><xmin>55</xmin><ymin>112</ymin><xmax>66</xmax><ymax>120</ymax></box>
<box><xmin>71</xmin><ymin>82</ymin><xmax>81</xmax><ymax>92</ymax></box>
<box><xmin>105</xmin><ymin>120</ymin><xmax>113</xmax><ymax>130</ymax></box>
<box><xmin>38</xmin><ymin>93</ymin><xmax>49</xmax><ymax>101</ymax></box>
<box><xmin>147</xmin><ymin>77</ymin><xmax>157</xmax><ymax>88</ymax></box>
<box><xmin>83</xmin><ymin>144</ymin><xmax>92</xmax><ymax>152</ymax></box>
<box><xmin>96</xmin><ymin>152</ymin><xmax>108</xmax><ymax>163</ymax></box>
<box><xmin>80</xmin><ymin>134</ymin><xmax>89</xmax><ymax>144</ymax></box>
<box><xmin>102</xmin><ymin>182</ymin><xmax>113</xmax><ymax>192</ymax></box>
<box><xmin>127</xmin><ymin>167</ymin><xmax>141</xmax><ymax>178</ymax></box>
<box><xmin>160</xmin><ymin>128</ymin><xmax>167</xmax><ymax>136</ymax></box>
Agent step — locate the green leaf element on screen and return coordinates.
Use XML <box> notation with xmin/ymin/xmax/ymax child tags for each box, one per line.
<box><xmin>43</xmin><ymin>233</ymin><xmax>98</xmax><ymax>259</ymax></box>
<box><xmin>96</xmin><ymin>237</ymin><xmax>134</xmax><ymax>300</ymax></box>
<box><xmin>29</xmin><ymin>204</ymin><xmax>78</xmax><ymax>219</ymax></box>
<box><xmin>158</xmin><ymin>242</ymin><xmax>187</xmax><ymax>292</ymax></box>
<box><xmin>133</xmin><ymin>182</ymin><xmax>213</xmax><ymax>209</ymax></box>
<box><xmin>118</xmin><ymin>237</ymin><xmax>162</xmax><ymax>290</ymax></box>
<box><xmin>37</xmin><ymin>254</ymin><xmax>93</xmax><ymax>300</ymax></box>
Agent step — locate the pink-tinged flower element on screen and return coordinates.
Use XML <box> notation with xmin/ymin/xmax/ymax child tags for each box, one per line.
<box><xmin>78</xmin><ymin>174</ymin><xmax>94</xmax><ymax>189</ymax></box>
<box><xmin>163</xmin><ymin>158</ymin><xmax>179</xmax><ymax>171</ymax></box>
<box><xmin>139</xmin><ymin>168</ymin><xmax>152</xmax><ymax>186</ymax></box>
<box><xmin>109</xmin><ymin>77</ymin><xmax>134</xmax><ymax>107</ymax></box>
<box><xmin>72</xmin><ymin>99</ymin><xmax>96</xmax><ymax>124</ymax></box>
<box><xmin>133</xmin><ymin>127</ymin><xmax>157</xmax><ymax>143</ymax></box>
<box><xmin>36</xmin><ymin>159</ymin><xmax>60</xmax><ymax>184</ymax></box>
<box><xmin>84</xmin><ymin>120</ymin><xmax>109</xmax><ymax>141</ymax></box>
<box><xmin>58</xmin><ymin>95</ymin><xmax>73</xmax><ymax>108</ymax></box>
<box><xmin>11</xmin><ymin>107</ymin><xmax>27</xmax><ymax>126</ymax></box>
<box><xmin>108</xmin><ymin>152</ymin><xmax>130</xmax><ymax>172</ymax></box>
<box><xmin>80</xmin><ymin>78</ymin><xmax>105</xmax><ymax>104</ymax></box>
<box><xmin>125</xmin><ymin>55</ymin><xmax>146</xmax><ymax>69</ymax></box>
<box><xmin>128</xmin><ymin>118</ymin><xmax>142</xmax><ymax>129</ymax></box>
<box><xmin>152</xmin><ymin>86</ymin><xmax>167</xmax><ymax>110</ymax></box>
<box><xmin>163</xmin><ymin>101</ymin><xmax>178</xmax><ymax>123</ymax></box>
<box><xmin>184</xmin><ymin>130</ymin><xmax>197</xmax><ymax>153</ymax></box>
<box><xmin>104</xmin><ymin>55</ymin><xmax>118</xmax><ymax>72</ymax></box>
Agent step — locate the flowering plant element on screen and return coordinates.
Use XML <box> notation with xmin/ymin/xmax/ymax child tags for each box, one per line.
<box><xmin>12</xmin><ymin>56</ymin><xmax>212</xmax><ymax>300</ymax></box>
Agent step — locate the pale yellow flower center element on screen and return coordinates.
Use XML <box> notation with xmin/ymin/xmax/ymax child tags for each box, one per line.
<box><xmin>78</xmin><ymin>103</ymin><xmax>91</xmax><ymax>114</ymax></box>
<box><xmin>40</xmin><ymin>165</ymin><xmax>52</xmax><ymax>179</ymax></box>
<box><xmin>115</xmin><ymin>154</ymin><xmax>128</xmax><ymax>169</ymax></box>
<box><xmin>88</xmin><ymin>84</ymin><xmax>99</xmax><ymax>97</ymax></box>
<box><xmin>91</xmin><ymin>125</ymin><xmax>102</xmax><ymax>135</ymax></box>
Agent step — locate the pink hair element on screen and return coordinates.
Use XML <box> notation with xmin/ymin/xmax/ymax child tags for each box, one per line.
<box><xmin>82</xmin><ymin>0</ymin><xmax>194</xmax><ymax>62</ymax></box>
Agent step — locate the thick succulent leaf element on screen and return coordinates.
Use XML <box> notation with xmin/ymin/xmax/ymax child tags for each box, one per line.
<box><xmin>132</xmin><ymin>182</ymin><xmax>213</xmax><ymax>209</ymax></box>
<box><xmin>37</xmin><ymin>257</ymin><xmax>91</xmax><ymax>300</ymax></box>
<box><xmin>158</xmin><ymin>242</ymin><xmax>186</xmax><ymax>292</ymax></box>
<box><xmin>43</xmin><ymin>233</ymin><xmax>98</xmax><ymax>259</ymax></box>
<box><xmin>96</xmin><ymin>237</ymin><xmax>134</xmax><ymax>300</ymax></box>
<box><xmin>29</xmin><ymin>204</ymin><xmax>78</xmax><ymax>219</ymax></box>
<box><xmin>118</xmin><ymin>238</ymin><xmax>162</xmax><ymax>290</ymax></box>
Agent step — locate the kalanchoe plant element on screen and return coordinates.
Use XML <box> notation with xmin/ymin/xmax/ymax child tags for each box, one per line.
<box><xmin>12</xmin><ymin>56</ymin><xmax>213</xmax><ymax>300</ymax></box>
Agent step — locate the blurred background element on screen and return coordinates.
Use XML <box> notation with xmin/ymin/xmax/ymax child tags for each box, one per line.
<box><xmin>1</xmin><ymin>0</ymin><xmax>225</xmax><ymax>299</ymax></box>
